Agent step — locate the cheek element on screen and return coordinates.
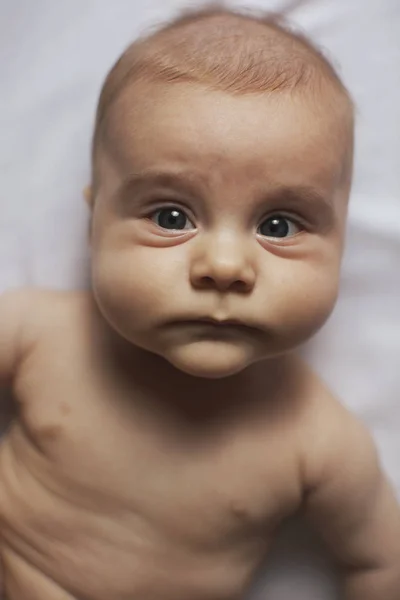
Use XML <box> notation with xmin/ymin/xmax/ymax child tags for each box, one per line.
<box><xmin>91</xmin><ymin>245</ymin><xmax>187</xmax><ymax>323</ymax></box>
<box><xmin>263</xmin><ymin>258</ymin><xmax>340</xmax><ymax>345</ymax></box>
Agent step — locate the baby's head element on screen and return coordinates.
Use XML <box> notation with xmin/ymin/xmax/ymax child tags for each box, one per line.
<box><xmin>86</xmin><ymin>4</ymin><xmax>354</xmax><ymax>379</ymax></box>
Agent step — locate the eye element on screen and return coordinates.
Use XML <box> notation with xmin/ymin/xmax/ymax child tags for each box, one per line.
<box><xmin>257</xmin><ymin>215</ymin><xmax>301</xmax><ymax>239</ymax></box>
<box><xmin>151</xmin><ymin>207</ymin><xmax>195</xmax><ymax>231</ymax></box>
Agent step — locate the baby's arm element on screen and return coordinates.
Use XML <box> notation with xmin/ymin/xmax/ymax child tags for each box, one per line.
<box><xmin>302</xmin><ymin>394</ymin><xmax>400</xmax><ymax>600</ymax></box>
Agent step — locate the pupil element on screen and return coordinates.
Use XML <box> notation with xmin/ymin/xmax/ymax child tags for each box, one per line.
<box><xmin>158</xmin><ymin>209</ymin><xmax>186</xmax><ymax>230</ymax></box>
<box><xmin>261</xmin><ymin>217</ymin><xmax>289</xmax><ymax>238</ymax></box>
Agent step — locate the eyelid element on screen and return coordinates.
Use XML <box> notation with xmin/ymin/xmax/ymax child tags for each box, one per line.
<box><xmin>142</xmin><ymin>198</ymin><xmax>197</xmax><ymax>221</ymax></box>
<box><xmin>258</xmin><ymin>211</ymin><xmax>307</xmax><ymax>231</ymax></box>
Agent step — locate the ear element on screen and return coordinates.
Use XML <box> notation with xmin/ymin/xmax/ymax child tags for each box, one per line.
<box><xmin>83</xmin><ymin>185</ymin><xmax>93</xmax><ymax>208</ymax></box>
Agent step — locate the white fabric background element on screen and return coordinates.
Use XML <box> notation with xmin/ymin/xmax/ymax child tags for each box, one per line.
<box><xmin>0</xmin><ymin>1</ymin><xmax>399</xmax><ymax>598</ymax></box>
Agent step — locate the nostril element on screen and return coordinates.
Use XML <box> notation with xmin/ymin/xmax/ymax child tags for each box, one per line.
<box><xmin>199</xmin><ymin>276</ymin><xmax>215</xmax><ymax>289</ymax></box>
<box><xmin>195</xmin><ymin>275</ymin><xmax>252</xmax><ymax>293</ymax></box>
<box><xmin>234</xmin><ymin>280</ymin><xmax>252</xmax><ymax>294</ymax></box>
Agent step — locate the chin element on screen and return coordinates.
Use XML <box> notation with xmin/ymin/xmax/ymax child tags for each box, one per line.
<box><xmin>163</xmin><ymin>342</ymin><xmax>256</xmax><ymax>380</ymax></box>
<box><xmin>173</xmin><ymin>361</ymin><xmax>246</xmax><ymax>380</ymax></box>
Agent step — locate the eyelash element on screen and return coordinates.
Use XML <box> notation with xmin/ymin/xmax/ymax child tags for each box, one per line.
<box><xmin>144</xmin><ymin>201</ymin><xmax>193</xmax><ymax>218</ymax></box>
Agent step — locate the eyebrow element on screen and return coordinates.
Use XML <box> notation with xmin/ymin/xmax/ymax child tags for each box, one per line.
<box><xmin>115</xmin><ymin>170</ymin><xmax>206</xmax><ymax>200</ymax></box>
<box><xmin>115</xmin><ymin>170</ymin><xmax>336</xmax><ymax>228</ymax></box>
<box><xmin>261</xmin><ymin>186</ymin><xmax>336</xmax><ymax>230</ymax></box>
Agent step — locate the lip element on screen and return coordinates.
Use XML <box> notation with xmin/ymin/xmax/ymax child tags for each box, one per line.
<box><xmin>196</xmin><ymin>317</ymin><xmax>247</xmax><ymax>327</ymax></box>
<box><xmin>172</xmin><ymin>317</ymin><xmax>262</xmax><ymax>335</ymax></box>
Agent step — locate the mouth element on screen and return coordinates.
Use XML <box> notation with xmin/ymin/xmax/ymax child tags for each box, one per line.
<box><xmin>168</xmin><ymin>317</ymin><xmax>263</xmax><ymax>336</ymax></box>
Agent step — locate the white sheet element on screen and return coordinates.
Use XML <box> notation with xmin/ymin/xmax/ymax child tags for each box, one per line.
<box><xmin>0</xmin><ymin>1</ymin><xmax>399</xmax><ymax>598</ymax></box>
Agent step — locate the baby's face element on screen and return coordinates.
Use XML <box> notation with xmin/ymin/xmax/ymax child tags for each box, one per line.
<box><xmin>89</xmin><ymin>82</ymin><xmax>351</xmax><ymax>378</ymax></box>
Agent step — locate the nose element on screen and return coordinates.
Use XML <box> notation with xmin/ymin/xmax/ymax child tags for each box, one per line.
<box><xmin>189</xmin><ymin>231</ymin><xmax>256</xmax><ymax>293</ymax></box>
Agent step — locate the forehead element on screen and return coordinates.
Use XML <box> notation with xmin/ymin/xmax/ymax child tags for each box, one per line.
<box><xmin>104</xmin><ymin>82</ymin><xmax>349</xmax><ymax>193</ymax></box>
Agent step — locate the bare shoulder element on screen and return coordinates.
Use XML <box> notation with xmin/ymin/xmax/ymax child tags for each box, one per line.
<box><xmin>1</xmin><ymin>287</ymin><xmax>89</xmax><ymax>311</ymax></box>
<box><xmin>2</xmin><ymin>288</ymin><xmax>91</xmax><ymax>334</ymax></box>
<box><xmin>293</xmin><ymin>360</ymin><xmax>400</xmax><ymax>577</ymax></box>
<box><xmin>23</xmin><ymin>289</ymin><xmax>93</xmax><ymax>335</ymax></box>
<box><xmin>295</xmin><ymin>359</ymin><xmax>378</xmax><ymax>493</ymax></box>
<box><xmin>0</xmin><ymin>288</ymin><xmax>93</xmax><ymax>382</ymax></box>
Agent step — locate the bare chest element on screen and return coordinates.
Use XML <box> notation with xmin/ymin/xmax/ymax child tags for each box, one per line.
<box><xmin>0</xmin><ymin>416</ymin><xmax>301</xmax><ymax>600</ymax></box>
<box><xmin>3</xmin><ymin>388</ymin><xmax>301</xmax><ymax>542</ymax></box>
<box><xmin>0</xmin><ymin>344</ymin><xmax>303</xmax><ymax>599</ymax></box>
<box><xmin>11</xmin><ymin>340</ymin><xmax>303</xmax><ymax>526</ymax></box>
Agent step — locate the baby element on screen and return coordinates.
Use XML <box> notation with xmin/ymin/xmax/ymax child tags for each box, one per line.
<box><xmin>1</xmin><ymin>5</ymin><xmax>400</xmax><ymax>600</ymax></box>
